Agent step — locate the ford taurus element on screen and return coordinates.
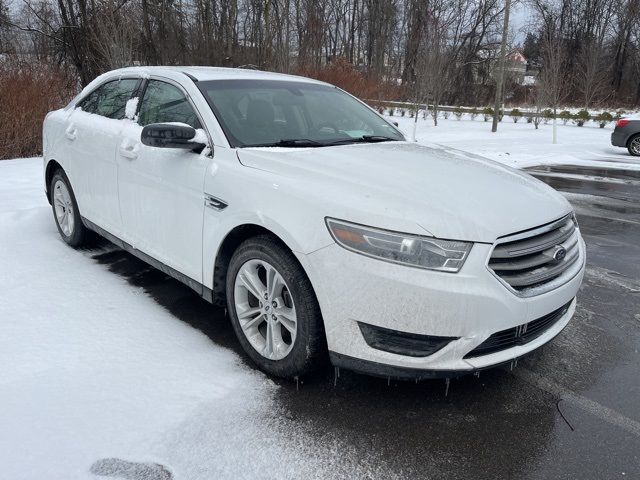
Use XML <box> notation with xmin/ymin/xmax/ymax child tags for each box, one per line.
<box><xmin>43</xmin><ymin>67</ymin><xmax>586</xmax><ymax>379</ymax></box>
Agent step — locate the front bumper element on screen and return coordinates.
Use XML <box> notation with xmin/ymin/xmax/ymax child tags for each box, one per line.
<box><xmin>297</xmin><ymin>235</ymin><xmax>585</xmax><ymax>377</ymax></box>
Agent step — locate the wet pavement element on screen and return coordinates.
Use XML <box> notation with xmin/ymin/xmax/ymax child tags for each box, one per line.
<box><xmin>90</xmin><ymin>164</ymin><xmax>640</xmax><ymax>479</ymax></box>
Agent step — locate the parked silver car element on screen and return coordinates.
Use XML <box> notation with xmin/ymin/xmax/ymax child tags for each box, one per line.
<box><xmin>611</xmin><ymin>117</ymin><xmax>640</xmax><ymax>156</ymax></box>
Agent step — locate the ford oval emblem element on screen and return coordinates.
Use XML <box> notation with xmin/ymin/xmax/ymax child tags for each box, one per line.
<box><xmin>553</xmin><ymin>245</ymin><xmax>567</xmax><ymax>262</ymax></box>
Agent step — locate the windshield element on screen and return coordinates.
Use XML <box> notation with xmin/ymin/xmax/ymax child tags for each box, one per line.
<box><xmin>197</xmin><ymin>79</ymin><xmax>404</xmax><ymax>148</ymax></box>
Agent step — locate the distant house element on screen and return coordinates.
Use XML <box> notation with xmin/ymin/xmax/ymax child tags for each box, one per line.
<box><xmin>504</xmin><ymin>50</ymin><xmax>527</xmax><ymax>83</ymax></box>
<box><xmin>478</xmin><ymin>48</ymin><xmax>530</xmax><ymax>85</ymax></box>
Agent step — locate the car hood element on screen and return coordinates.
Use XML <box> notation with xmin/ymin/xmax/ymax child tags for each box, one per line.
<box><xmin>237</xmin><ymin>142</ymin><xmax>572</xmax><ymax>243</ymax></box>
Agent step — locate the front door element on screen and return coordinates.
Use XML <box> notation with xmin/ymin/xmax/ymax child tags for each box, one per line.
<box><xmin>117</xmin><ymin>79</ymin><xmax>210</xmax><ymax>283</ymax></box>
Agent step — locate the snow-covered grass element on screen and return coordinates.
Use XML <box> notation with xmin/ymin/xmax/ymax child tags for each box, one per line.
<box><xmin>0</xmin><ymin>158</ymin><xmax>402</xmax><ymax>479</ymax></box>
<box><xmin>390</xmin><ymin>115</ymin><xmax>640</xmax><ymax>171</ymax></box>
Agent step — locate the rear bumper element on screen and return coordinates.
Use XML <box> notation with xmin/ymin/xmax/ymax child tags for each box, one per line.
<box><xmin>611</xmin><ymin>130</ymin><xmax>628</xmax><ymax>147</ymax></box>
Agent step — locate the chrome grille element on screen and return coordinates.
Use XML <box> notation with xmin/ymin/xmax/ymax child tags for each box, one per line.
<box><xmin>488</xmin><ymin>215</ymin><xmax>582</xmax><ymax>296</ymax></box>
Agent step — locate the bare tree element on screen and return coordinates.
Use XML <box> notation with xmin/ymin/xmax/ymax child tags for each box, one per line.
<box><xmin>365</xmin><ymin>0</ymin><xmax>397</xmax><ymax>77</ymax></box>
<box><xmin>0</xmin><ymin>0</ymin><xmax>11</xmax><ymax>53</ymax></box>
<box><xmin>538</xmin><ymin>30</ymin><xmax>569</xmax><ymax>143</ymax></box>
<box><xmin>91</xmin><ymin>0</ymin><xmax>137</xmax><ymax>69</ymax></box>
<box><xmin>575</xmin><ymin>42</ymin><xmax>610</xmax><ymax>110</ymax></box>
<box><xmin>611</xmin><ymin>0</ymin><xmax>639</xmax><ymax>98</ymax></box>
<box><xmin>0</xmin><ymin>0</ymin><xmax>638</xmax><ymax>106</ymax></box>
<box><xmin>412</xmin><ymin>0</ymin><xmax>451</xmax><ymax>127</ymax></box>
<box><xmin>401</xmin><ymin>0</ymin><xmax>425</xmax><ymax>85</ymax></box>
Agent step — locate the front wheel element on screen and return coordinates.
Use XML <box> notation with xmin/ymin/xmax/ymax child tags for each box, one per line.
<box><xmin>226</xmin><ymin>235</ymin><xmax>326</xmax><ymax>378</ymax></box>
<box><xmin>50</xmin><ymin>170</ymin><xmax>90</xmax><ymax>247</ymax></box>
<box><xmin>628</xmin><ymin>135</ymin><xmax>640</xmax><ymax>157</ymax></box>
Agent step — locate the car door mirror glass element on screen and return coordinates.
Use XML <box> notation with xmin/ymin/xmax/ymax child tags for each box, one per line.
<box><xmin>141</xmin><ymin>123</ymin><xmax>206</xmax><ymax>150</ymax></box>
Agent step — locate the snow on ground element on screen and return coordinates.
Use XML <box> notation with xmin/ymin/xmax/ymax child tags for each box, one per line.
<box><xmin>0</xmin><ymin>158</ymin><xmax>403</xmax><ymax>479</ymax></box>
<box><xmin>390</xmin><ymin>115</ymin><xmax>640</xmax><ymax>171</ymax></box>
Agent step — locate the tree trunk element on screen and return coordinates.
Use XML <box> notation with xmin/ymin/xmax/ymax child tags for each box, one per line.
<box><xmin>401</xmin><ymin>0</ymin><xmax>426</xmax><ymax>85</ymax></box>
<box><xmin>492</xmin><ymin>0</ymin><xmax>511</xmax><ymax>133</ymax></box>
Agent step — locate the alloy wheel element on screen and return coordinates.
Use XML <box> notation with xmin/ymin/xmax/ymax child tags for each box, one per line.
<box><xmin>233</xmin><ymin>259</ymin><xmax>297</xmax><ymax>360</ymax></box>
<box><xmin>631</xmin><ymin>137</ymin><xmax>640</xmax><ymax>156</ymax></box>
<box><xmin>53</xmin><ymin>179</ymin><xmax>75</xmax><ymax>237</ymax></box>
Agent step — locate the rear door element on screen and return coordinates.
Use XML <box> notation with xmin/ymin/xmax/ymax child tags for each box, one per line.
<box><xmin>64</xmin><ymin>77</ymin><xmax>141</xmax><ymax>235</ymax></box>
<box><xmin>117</xmin><ymin>78</ymin><xmax>211</xmax><ymax>283</ymax></box>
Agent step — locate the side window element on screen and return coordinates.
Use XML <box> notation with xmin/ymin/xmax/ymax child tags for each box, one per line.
<box><xmin>138</xmin><ymin>80</ymin><xmax>201</xmax><ymax>129</ymax></box>
<box><xmin>78</xmin><ymin>90</ymin><xmax>101</xmax><ymax>114</ymax></box>
<box><xmin>77</xmin><ymin>79</ymin><xmax>139</xmax><ymax>119</ymax></box>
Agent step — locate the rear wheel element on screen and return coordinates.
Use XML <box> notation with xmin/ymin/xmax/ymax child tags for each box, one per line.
<box><xmin>226</xmin><ymin>235</ymin><xmax>326</xmax><ymax>378</ymax></box>
<box><xmin>50</xmin><ymin>170</ymin><xmax>90</xmax><ymax>247</ymax></box>
<box><xmin>629</xmin><ymin>134</ymin><xmax>640</xmax><ymax>157</ymax></box>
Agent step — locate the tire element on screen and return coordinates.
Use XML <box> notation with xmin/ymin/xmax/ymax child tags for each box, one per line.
<box><xmin>50</xmin><ymin>169</ymin><xmax>90</xmax><ymax>247</ymax></box>
<box><xmin>628</xmin><ymin>134</ymin><xmax>640</xmax><ymax>157</ymax></box>
<box><xmin>226</xmin><ymin>235</ymin><xmax>326</xmax><ymax>378</ymax></box>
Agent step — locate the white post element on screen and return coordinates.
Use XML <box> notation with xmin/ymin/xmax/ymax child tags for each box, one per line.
<box><xmin>411</xmin><ymin>106</ymin><xmax>419</xmax><ymax>142</ymax></box>
<box><xmin>552</xmin><ymin>109</ymin><xmax>557</xmax><ymax>144</ymax></box>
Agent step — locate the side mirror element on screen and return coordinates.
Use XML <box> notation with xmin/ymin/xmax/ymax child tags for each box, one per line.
<box><xmin>141</xmin><ymin>123</ymin><xmax>205</xmax><ymax>149</ymax></box>
<box><xmin>393</xmin><ymin>121</ymin><xmax>399</xmax><ymax>127</ymax></box>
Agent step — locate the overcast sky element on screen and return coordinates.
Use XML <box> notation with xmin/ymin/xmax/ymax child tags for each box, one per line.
<box><xmin>511</xmin><ymin>2</ymin><xmax>535</xmax><ymax>43</ymax></box>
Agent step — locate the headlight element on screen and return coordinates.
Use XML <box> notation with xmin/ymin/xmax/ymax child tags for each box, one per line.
<box><xmin>325</xmin><ymin>218</ymin><xmax>472</xmax><ymax>272</ymax></box>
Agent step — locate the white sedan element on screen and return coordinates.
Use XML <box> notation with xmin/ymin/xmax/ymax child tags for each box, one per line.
<box><xmin>43</xmin><ymin>66</ymin><xmax>586</xmax><ymax>379</ymax></box>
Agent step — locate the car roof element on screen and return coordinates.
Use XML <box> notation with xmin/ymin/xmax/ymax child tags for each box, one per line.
<box><xmin>106</xmin><ymin>65</ymin><xmax>328</xmax><ymax>85</ymax></box>
<box><xmin>70</xmin><ymin>65</ymin><xmax>333</xmax><ymax>111</ymax></box>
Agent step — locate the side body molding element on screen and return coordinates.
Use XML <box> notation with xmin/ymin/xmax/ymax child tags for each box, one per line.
<box><xmin>82</xmin><ymin>217</ymin><xmax>215</xmax><ymax>303</ymax></box>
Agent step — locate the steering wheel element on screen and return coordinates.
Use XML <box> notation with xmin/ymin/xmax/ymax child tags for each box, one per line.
<box><xmin>314</xmin><ymin>122</ymin><xmax>340</xmax><ymax>135</ymax></box>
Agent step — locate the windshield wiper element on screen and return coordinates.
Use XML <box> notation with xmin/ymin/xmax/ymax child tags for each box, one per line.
<box><xmin>243</xmin><ymin>135</ymin><xmax>398</xmax><ymax>148</ymax></box>
<box><xmin>244</xmin><ymin>138</ymin><xmax>324</xmax><ymax>148</ymax></box>
<box><xmin>327</xmin><ymin>135</ymin><xmax>397</xmax><ymax>146</ymax></box>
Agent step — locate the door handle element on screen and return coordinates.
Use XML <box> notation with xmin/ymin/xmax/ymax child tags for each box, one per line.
<box><xmin>119</xmin><ymin>143</ymin><xmax>139</xmax><ymax>159</ymax></box>
<box><xmin>65</xmin><ymin>126</ymin><xmax>77</xmax><ymax>141</ymax></box>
